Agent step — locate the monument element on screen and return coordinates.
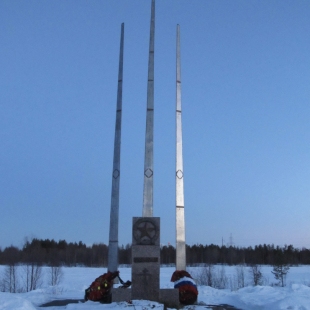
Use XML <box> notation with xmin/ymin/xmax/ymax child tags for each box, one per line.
<box><xmin>111</xmin><ymin>1</ymin><xmax>183</xmax><ymax>308</ymax></box>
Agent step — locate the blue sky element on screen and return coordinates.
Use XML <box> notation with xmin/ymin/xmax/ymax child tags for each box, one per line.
<box><xmin>1</xmin><ymin>0</ymin><xmax>310</xmax><ymax>249</ymax></box>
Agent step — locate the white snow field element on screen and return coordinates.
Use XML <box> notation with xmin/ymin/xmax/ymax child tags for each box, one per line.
<box><xmin>1</xmin><ymin>265</ymin><xmax>310</xmax><ymax>309</ymax></box>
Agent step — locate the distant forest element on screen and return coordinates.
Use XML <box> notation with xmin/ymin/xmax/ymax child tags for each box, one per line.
<box><xmin>1</xmin><ymin>239</ymin><xmax>310</xmax><ymax>267</ymax></box>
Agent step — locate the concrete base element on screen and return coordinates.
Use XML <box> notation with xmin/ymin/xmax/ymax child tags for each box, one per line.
<box><xmin>159</xmin><ymin>288</ymin><xmax>179</xmax><ymax>309</ymax></box>
<box><xmin>111</xmin><ymin>287</ymin><xmax>180</xmax><ymax>309</ymax></box>
<box><xmin>111</xmin><ymin>288</ymin><xmax>131</xmax><ymax>302</ymax></box>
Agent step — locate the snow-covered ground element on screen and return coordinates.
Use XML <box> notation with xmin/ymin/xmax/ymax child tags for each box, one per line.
<box><xmin>1</xmin><ymin>265</ymin><xmax>310</xmax><ymax>309</ymax></box>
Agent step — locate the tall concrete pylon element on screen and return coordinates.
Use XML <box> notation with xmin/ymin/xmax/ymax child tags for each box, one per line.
<box><xmin>142</xmin><ymin>0</ymin><xmax>155</xmax><ymax>217</ymax></box>
<box><xmin>175</xmin><ymin>24</ymin><xmax>186</xmax><ymax>271</ymax></box>
<box><xmin>108</xmin><ymin>23</ymin><xmax>124</xmax><ymax>273</ymax></box>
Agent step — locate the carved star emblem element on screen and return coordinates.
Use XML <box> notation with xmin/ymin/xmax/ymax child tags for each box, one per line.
<box><xmin>133</xmin><ymin>219</ymin><xmax>158</xmax><ymax>245</ymax></box>
<box><xmin>137</xmin><ymin>221</ymin><xmax>155</xmax><ymax>239</ymax></box>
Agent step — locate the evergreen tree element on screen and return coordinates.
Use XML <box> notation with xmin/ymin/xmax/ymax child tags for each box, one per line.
<box><xmin>271</xmin><ymin>264</ymin><xmax>290</xmax><ymax>287</ymax></box>
<box><xmin>249</xmin><ymin>264</ymin><xmax>263</xmax><ymax>286</ymax></box>
<box><xmin>271</xmin><ymin>249</ymin><xmax>290</xmax><ymax>287</ymax></box>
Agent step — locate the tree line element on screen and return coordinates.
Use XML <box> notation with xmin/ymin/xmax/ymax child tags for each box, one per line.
<box><xmin>1</xmin><ymin>239</ymin><xmax>309</xmax><ymax>267</ymax></box>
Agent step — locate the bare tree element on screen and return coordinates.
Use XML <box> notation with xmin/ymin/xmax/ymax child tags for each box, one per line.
<box><xmin>213</xmin><ymin>265</ymin><xmax>228</xmax><ymax>289</ymax></box>
<box><xmin>48</xmin><ymin>265</ymin><xmax>64</xmax><ymax>286</ymax></box>
<box><xmin>2</xmin><ymin>264</ymin><xmax>19</xmax><ymax>293</ymax></box>
<box><xmin>0</xmin><ymin>278</ymin><xmax>5</xmax><ymax>292</ymax></box>
<box><xmin>197</xmin><ymin>264</ymin><xmax>214</xmax><ymax>286</ymax></box>
<box><xmin>249</xmin><ymin>264</ymin><xmax>263</xmax><ymax>286</ymax></box>
<box><xmin>22</xmin><ymin>263</ymin><xmax>43</xmax><ymax>292</ymax></box>
<box><xmin>194</xmin><ymin>265</ymin><xmax>228</xmax><ymax>288</ymax></box>
<box><xmin>235</xmin><ymin>264</ymin><xmax>245</xmax><ymax>289</ymax></box>
<box><xmin>205</xmin><ymin>264</ymin><xmax>214</xmax><ymax>287</ymax></box>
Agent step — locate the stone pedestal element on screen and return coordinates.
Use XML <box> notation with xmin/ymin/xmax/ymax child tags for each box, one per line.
<box><xmin>131</xmin><ymin>217</ymin><xmax>160</xmax><ymax>301</ymax></box>
<box><xmin>111</xmin><ymin>216</ymin><xmax>179</xmax><ymax>309</ymax></box>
